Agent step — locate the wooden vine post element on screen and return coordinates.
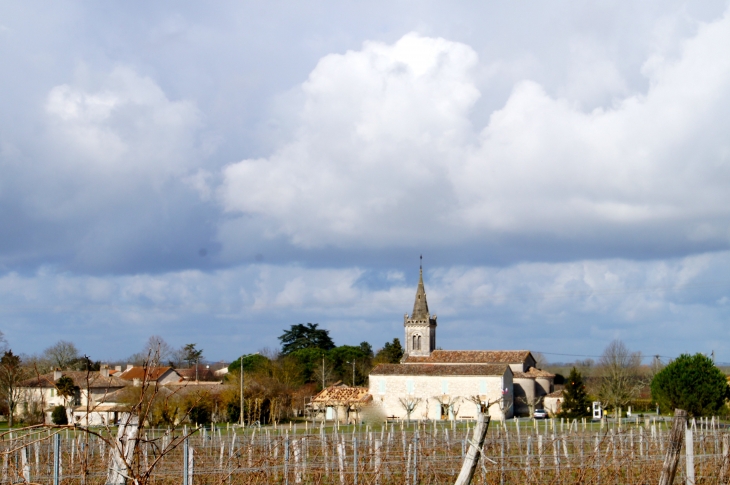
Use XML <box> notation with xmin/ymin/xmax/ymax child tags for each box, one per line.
<box><xmin>658</xmin><ymin>409</ymin><xmax>687</xmax><ymax>485</ymax></box>
<box><xmin>454</xmin><ymin>413</ymin><xmax>491</xmax><ymax>485</ymax></box>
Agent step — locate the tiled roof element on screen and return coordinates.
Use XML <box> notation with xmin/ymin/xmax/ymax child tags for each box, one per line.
<box><xmin>311</xmin><ymin>386</ymin><xmax>371</xmax><ymax>404</ymax></box>
<box><xmin>371</xmin><ymin>363</ymin><xmax>509</xmax><ymax>376</ymax></box>
<box><xmin>545</xmin><ymin>389</ymin><xmax>563</xmax><ymax>398</ymax></box>
<box><xmin>20</xmin><ymin>371</ymin><xmax>128</xmax><ymax>389</ymax></box>
<box><xmin>404</xmin><ymin>350</ymin><xmax>533</xmax><ymax>364</ymax></box>
<box><xmin>119</xmin><ymin>366</ymin><xmax>179</xmax><ymax>382</ymax></box>
<box><xmin>514</xmin><ymin>367</ymin><xmax>556</xmax><ymax>378</ymax></box>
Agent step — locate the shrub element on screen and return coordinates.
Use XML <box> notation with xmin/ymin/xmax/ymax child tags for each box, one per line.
<box><xmin>51</xmin><ymin>405</ymin><xmax>68</xmax><ymax>425</ymax></box>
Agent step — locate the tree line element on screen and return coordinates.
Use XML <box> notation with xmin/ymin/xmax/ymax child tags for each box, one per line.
<box><xmin>554</xmin><ymin>339</ymin><xmax>729</xmax><ymax>419</ymax></box>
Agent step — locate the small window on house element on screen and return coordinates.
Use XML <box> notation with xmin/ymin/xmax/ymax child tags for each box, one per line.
<box><xmin>479</xmin><ymin>380</ymin><xmax>487</xmax><ymax>394</ymax></box>
<box><xmin>378</xmin><ymin>379</ymin><xmax>386</xmax><ymax>395</ymax></box>
<box><xmin>406</xmin><ymin>379</ymin><xmax>414</xmax><ymax>395</ymax></box>
<box><xmin>441</xmin><ymin>380</ymin><xmax>449</xmax><ymax>395</ymax></box>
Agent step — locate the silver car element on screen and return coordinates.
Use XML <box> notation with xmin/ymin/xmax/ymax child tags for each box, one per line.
<box><xmin>533</xmin><ymin>409</ymin><xmax>549</xmax><ymax>419</ymax></box>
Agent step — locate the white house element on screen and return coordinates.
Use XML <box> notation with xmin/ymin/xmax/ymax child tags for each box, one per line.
<box><xmin>18</xmin><ymin>366</ymin><xmax>129</xmax><ymax>425</ymax></box>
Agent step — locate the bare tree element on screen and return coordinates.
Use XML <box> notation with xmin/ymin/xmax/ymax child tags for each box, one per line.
<box><xmin>516</xmin><ymin>395</ymin><xmax>544</xmax><ymax>417</ymax></box>
<box><xmin>397</xmin><ymin>396</ymin><xmax>422</xmax><ymax>423</ymax></box>
<box><xmin>43</xmin><ymin>340</ymin><xmax>79</xmax><ymax>369</ymax></box>
<box><xmin>432</xmin><ymin>395</ymin><xmax>463</xmax><ymax>419</ymax></box>
<box><xmin>597</xmin><ymin>339</ymin><xmax>643</xmax><ymax>417</ymax></box>
<box><xmin>532</xmin><ymin>351</ymin><xmax>548</xmax><ymax>369</ymax></box>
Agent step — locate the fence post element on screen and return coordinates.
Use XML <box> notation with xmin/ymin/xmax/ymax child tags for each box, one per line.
<box><xmin>183</xmin><ymin>437</ymin><xmax>189</xmax><ymax>485</ymax></box>
<box><xmin>658</xmin><ymin>409</ymin><xmax>687</xmax><ymax>485</ymax></box>
<box><xmin>353</xmin><ymin>436</ymin><xmax>358</xmax><ymax>485</ymax></box>
<box><xmin>685</xmin><ymin>427</ymin><xmax>695</xmax><ymax>485</ymax></box>
<box><xmin>53</xmin><ymin>433</ymin><xmax>60</xmax><ymax>485</ymax></box>
<box><xmin>454</xmin><ymin>413</ymin><xmax>491</xmax><ymax>485</ymax></box>
<box><xmin>21</xmin><ymin>446</ymin><xmax>30</xmax><ymax>484</ymax></box>
<box><xmin>413</xmin><ymin>432</ymin><xmax>419</xmax><ymax>485</ymax></box>
<box><xmin>284</xmin><ymin>433</ymin><xmax>290</xmax><ymax>485</ymax></box>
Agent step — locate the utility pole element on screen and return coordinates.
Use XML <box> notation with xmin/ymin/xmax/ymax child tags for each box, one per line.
<box><xmin>322</xmin><ymin>355</ymin><xmax>326</xmax><ymax>390</ymax></box>
<box><xmin>346</xmin><ymin>360</ymin><xmax>356</xmax><ymax>386</ymax></box>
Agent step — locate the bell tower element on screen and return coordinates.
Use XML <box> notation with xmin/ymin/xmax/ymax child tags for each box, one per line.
<box><xmin>404</xmin><ymin>258</ymin><xmax>437</xmax><ymax>357</ymax></box>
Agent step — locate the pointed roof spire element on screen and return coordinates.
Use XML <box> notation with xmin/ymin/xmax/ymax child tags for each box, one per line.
<box><xmin>412</xmin><ymin>258</ymin><xmax>429</xmax><ymax>319</ymax></box>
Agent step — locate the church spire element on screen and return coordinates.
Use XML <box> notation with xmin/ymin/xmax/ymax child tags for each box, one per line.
<box><xmin>412</xmin><ymin>260</ymin><xmax>429</xmax><ymax>319</ymax></box>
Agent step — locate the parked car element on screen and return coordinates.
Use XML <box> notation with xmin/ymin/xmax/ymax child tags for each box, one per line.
<box><xmin>533</xmin><ymin>409</ymin><xmax>549</xmax><ymax>419</ymax></box>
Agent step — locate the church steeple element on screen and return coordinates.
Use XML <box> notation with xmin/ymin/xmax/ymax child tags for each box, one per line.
<box><xmin>412</xmin><ymin>267</ymin><xmax>430</xmax><ymax>319</ymax></box>
<box><xmin>404</xmin><ymin>257</ymin><xmax>437</xmax><ymax>357</ymax></box>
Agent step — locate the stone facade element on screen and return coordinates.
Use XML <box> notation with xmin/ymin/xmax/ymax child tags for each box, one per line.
<box><xmin>369</xmin><ymin>364</ymin><xmax>513</xmax><ymax>420</ymax></box>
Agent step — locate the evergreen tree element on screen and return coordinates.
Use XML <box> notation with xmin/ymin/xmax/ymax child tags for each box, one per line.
<box><xmin>651</xmin><ymin>353</ymin><xmax>729</xmax><ymax>416</ymax></box>
<box><xmin>375</xmin><ymin>338</ymin><xmax>404</xmax><ymax>364</ymax></box>
<box><xmin>558</xmin><ymin>367</ymin><xmax>591</xmax><ymax>418</ymax></box>
<box><xmin>279</xmin><ymin>323</ymin><xmax>335</xmax><ymax>355</ymax></box>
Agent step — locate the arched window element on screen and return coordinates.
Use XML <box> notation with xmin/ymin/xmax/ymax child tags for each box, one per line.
<box><xmin>417</xmin><ymin>335</ymin><xmax>422</xmax><ymax>350</ymax></box>
<box><xmin>413</xmin><ymin>334</ymin><xmax>417</xmax><ymax>351</ymax></box>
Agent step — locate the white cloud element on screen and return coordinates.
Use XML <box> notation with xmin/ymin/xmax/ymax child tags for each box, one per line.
<box><xmin>220</xmin><ymin>12</ymin><xmax>730</xmax><ymax>253</ymax></box>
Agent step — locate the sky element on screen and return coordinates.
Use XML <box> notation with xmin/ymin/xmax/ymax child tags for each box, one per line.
<box><xmin>2</xmin><ymin>1</ymin><xmax>730</xmax><ymax>364</ymax></box>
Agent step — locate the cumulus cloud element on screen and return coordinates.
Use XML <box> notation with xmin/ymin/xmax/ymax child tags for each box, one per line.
<box><xmin>220</xmin><ymin>14</ymin><xmax>730</xmax><ymax>256</ymax></box>
<box><xmin>0</xmin><ymin>65</ymin><xmax>219</xmax><ymax>272</ymax></box>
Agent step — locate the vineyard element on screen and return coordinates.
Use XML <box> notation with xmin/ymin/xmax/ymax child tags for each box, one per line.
<box><xmin>0</xmin><ymin>414</ymin><xmax>726</xmax><ymax>485</ymax></box>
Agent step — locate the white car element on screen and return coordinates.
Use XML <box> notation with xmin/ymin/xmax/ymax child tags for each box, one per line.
<box><xmin>533</xmin><ymin>409</ymin><xmax>549</xmax><ymax>419</ymax></box>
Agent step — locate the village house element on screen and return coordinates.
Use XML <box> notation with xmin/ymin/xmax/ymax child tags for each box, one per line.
<box><xmin>119</xmin><ymin>365</ymin><xmax>183</xmax><ymax>385</ymax></box>
<box><xmin>368</xmin><ymin>266</ymin><xmax>555</xmax><ymax>420</ymax></box>
<box><xmin>309</xmin><ymin>382</ymin><xmax>371</xmax><ymax>423</ymax></box>
<box><xmin>18</xmin><ymin>366</ymin><xmax>129</xmax><ymax>425</ymax></box>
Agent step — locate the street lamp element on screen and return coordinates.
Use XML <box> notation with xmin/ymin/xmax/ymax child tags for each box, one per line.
<box><xmin>239</xmin><ymin>352</ymin><xmax>259</xmax><ymax>428</ymax></box>
<box><xmin>346</xmin><ymin>360</ymin><xmax>356</xmax><ymax>387</ymax></box>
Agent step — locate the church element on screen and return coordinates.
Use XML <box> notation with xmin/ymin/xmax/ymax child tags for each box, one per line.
<box><xmin>368</xmin><ymin>266</ymin><xmax>555</xmax><ymax>420</ymax></box>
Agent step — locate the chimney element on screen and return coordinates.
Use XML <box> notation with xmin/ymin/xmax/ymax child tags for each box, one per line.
<box><xmin>115</xmin><ymin>365</ymin><xmax>122</xmax><ymax>371</ymax></box>
<box><xmin>126</xmin><ymin>364</ymin><xmax>133</xmax><ymax>371</ymax></box>
<box><xmin>133</xmin><ymin>378</ymin><xmax>141</xmax><ymax>387</ymax></box>
<box><xmin>100</xmin><ymin>364</ymin><xmax>109</xmax><ymax>378</ymax></box>
<box><xmin>53</xmin><ymin>369</ymin><xmax>62</xmax><ymax>381</ymax></box>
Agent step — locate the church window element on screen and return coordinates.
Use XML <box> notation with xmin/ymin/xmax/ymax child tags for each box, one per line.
<box><xmin>417</xmin><ymin>335</ymin><xmax>421</xmax><ymax>350</ymax></box>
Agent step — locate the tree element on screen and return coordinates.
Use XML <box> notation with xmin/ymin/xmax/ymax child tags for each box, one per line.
<box><xmin>43</xmin><ymin>340</ymin><xmax>80</xmax><ymax>369</ymax></box>
<box><xmin>398</xmin><ymin>397</ymin><xmax>422</xmax><ymax>423</ymax></box>
<box><xmin>596</xmin><ymin>340</ymin><xmax>643</xmax><ymax>416</ymax></box>
<box><xmin>651</xmin><ymin>353</ymin><xmax>729</xmax><ymax>416</ymax></box>
<box><xmin>51</xmin><ymin>405</ymin><xmax>68</xmax><ymax>425</ymax></box>
<box><xmin>558</xmin><ymin>367</ymin><xmax>591</xmax><ymax>418</ymax></box>
<box><xmin>0</xmin><ymin>350</ymin><xmax>28</xmax><ymax>427</ymax></box>
<box><xmin>375</xmin><ymin>338</ymin><xmax>404</xmax><ymax>364</ymax></box>
<box><xmin>181</xmin><ymin>344</ymin><xmax>204</xmax><ymax>367</ymax></box>
<box><xmin>279</xmin><ymin>323</ymin><xmax>335</xmax><ymax>355</ymax></box>
<box><xmin>228</xmin><ymin>354</ymin><xmax>269</xmax><ymax>374</ymax></box>
<box><xmin>55</xmin><ymin>375</ymin><xmax>79</xmax><ymax>406</ymax></box>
